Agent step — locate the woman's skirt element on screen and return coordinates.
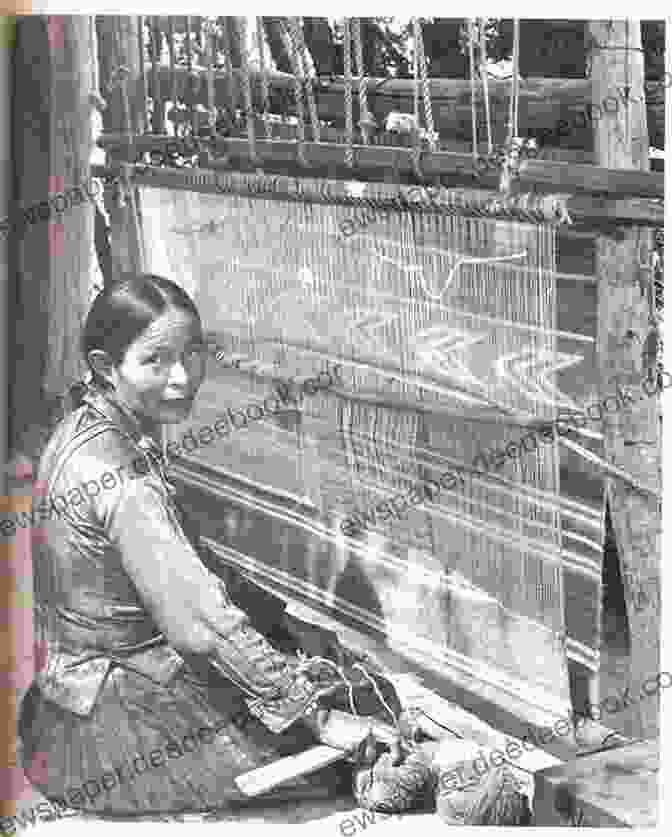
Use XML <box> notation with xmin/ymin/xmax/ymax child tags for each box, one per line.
<box><xmin>19</xmin><ymin>659</ymin><xmax>351</xmax><ymax>816</ymax></box>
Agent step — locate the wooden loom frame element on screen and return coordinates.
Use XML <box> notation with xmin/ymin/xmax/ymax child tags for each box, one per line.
<box><xmin>124</xmin><ymin>165</ymin><xmax>615</xmax><ymax>735</ymax></box>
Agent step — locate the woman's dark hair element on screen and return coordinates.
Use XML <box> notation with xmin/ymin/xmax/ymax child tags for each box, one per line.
<box><xmin>69</xmin><ymin>274</ymin><xmax>201</xmax><ymax>406</ymax></box>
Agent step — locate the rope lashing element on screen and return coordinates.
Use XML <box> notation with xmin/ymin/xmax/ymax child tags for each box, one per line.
<box><xmin>285</xmin><ymin>16</ymin><xmax>308</xmax><ymax>167</ymax></box>
<box><xmin>410</xmin><ymin>19</ymin><xmax>424</xmax><ymax>181</ymax></box>
<box><xmin>108</xmin><ymin>57</ymin><xmax>146</xmax><ymax>269</ymax></box>
<box><xmin>413</xmin><ymin>18</ymin><xmax>437</xmax><ymax>151</ymax></box>
<box><xmin>289</xmin><ymin>17</ymin><xmax>321</xmax><ymax>143</ymax></box>
<box><xmin>205</xmin><ymin>17</ymin><xmax>217</xmax><ymax>141</ymax></box>
<box><xmin>220</xmin><ymin>16</ymin><xmax>237</xmax><ymax>124</ymax></box>
<box><xmin>137</xmin><ymin>16</ymin><xmax>149</xmax><ymax>133</ymax></box>
<box><xmin>467</xmin><ymin>19</ymin><xmax>479</xmax><ymax>163</ymax></box>
<box><xmin>352</xmin><ymin>18</ymin><xmax>374</xmax><ymax>145</ymax></box>
<box><xmin>501</xmin><ymin>19</ymin><xmax>522</xmax><ymax>193</ymax></box>
<box><xmin>508</xmin><ymin>18</ymin><xmax>520</xmax><ymax>145</ymax></box>
<box><xmin>255</xmin><ymin>17</ymin><xmax>272</xmax><ymax>140</ymax></box>
<box><xmin>236</xmin><ymin>16</ymin><xmax>259</xmax><ymax>165</ymax></box>
<box><xmin>167</xmin><ymin>17</ymin><xmax>177</xmax><ymax>127</ymax></box>
<box><xmin>343</xmin><ymin>18</ymin><xmax>355</xmax><ymax>169</ymax></box>
<box><xmin>149</xmin><ymin>16</ymin><xmax>163</xmax><ymax>134</ymax></box>
<box><xmin>478</xmin><ymin>19</ymin><xmax>492</xmax><ymax>153</ymax></box>
<box><xmin>184</xmin><ymin>16</ymin><xmax>198</xmax><ymax>137</ymax></box>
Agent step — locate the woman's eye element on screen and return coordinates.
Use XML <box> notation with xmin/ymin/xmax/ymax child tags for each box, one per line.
<box><xmin>145</xmin><ymin>352</ymin><xmax>169</xmax><ymax>365</ymax></box>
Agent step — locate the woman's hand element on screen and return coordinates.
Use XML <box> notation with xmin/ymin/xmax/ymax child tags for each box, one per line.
<box><xmin>281</xmin><ymin>613</ymin><xmax>346</xmax><ymax>664</ymax></box>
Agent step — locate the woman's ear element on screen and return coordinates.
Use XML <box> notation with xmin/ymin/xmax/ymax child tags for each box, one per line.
<box><xmin>87</xmin><ymin>349</ymin><xmax>116</xmax><ymax>389</ymax></box>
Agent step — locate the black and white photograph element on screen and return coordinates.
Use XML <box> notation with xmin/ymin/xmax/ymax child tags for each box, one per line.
<box><xmin>0</xmin><ymin>9</ymin><xmax>668</xmax><ymax>833</ymax></box>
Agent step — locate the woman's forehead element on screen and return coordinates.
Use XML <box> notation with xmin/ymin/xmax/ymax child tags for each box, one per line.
<box><xmin>136</xmin><ymin>309</ymin><xmax>201</xmax><ymax>347</ymax></box>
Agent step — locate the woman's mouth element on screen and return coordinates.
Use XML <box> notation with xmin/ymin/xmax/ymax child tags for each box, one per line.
<box><xmin>163</xmin><ymin>397</ymin><xmax>193</xmax><ymax>408</ymax></box>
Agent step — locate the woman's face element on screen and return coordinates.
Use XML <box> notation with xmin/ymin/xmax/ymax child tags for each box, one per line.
<box><xmin>107</xmin><ymin>308</ymin><xmax>206</xmax><ymax>426</ymax></box>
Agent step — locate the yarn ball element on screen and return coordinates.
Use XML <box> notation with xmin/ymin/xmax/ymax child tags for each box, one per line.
<box><xmin>436</xmin><ymin>764</ymin><xmax>532</xmax><ymax>826</ymax></box>
<box><xmin>353</xmin><ymin>743</ymin><xmax>434</xmax><ymax>814</ymax></box>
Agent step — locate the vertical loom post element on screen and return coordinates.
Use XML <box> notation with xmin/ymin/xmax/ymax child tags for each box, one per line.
<box><xmin>589</xmin><ymin>20</ymin><xmax>660</xmax><ymax>740</ymax></box>
<box><xmin>0</xmin><ymin>14</ymin><xmax>9</xmax><ymax>818</ymax></box>
<box><xmin>98</xmin><ymin>15</ymin><xmax>145</xmax><ymax>279</ymax></box>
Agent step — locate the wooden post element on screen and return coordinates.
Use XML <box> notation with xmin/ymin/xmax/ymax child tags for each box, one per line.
<box><xmin>96</xmin><ymin>15</ymin><xmax>145</xmax><ymax>279</ymax></box>
<box><xmin>6</xmin><ymin>14</ymin><xmax>95</xmax><ymax>813</ymax></box>
<box><xmin>0</xmin><ymin>12</ymin><xmax>11</xmax><ymax>818</ymax></box>
<box><xmin>588</xmin><ymin>20</ymin><xmax>661</xmax><ymax>740</ymax></box>
<box><xmin>10</xmin><ymin>16</ymin><xmax>94</xmax><ymax>452</ymax></box>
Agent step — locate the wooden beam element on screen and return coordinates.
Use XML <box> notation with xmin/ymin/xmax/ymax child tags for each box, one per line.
<box><xmin>92</xmin><ymin>165</ymin><xmax>664</xmax><ymax>229</ymax></box>
<box><xmin>147</xmin><ymin>63</ymin><xmax>667</xmax><ymax>151</ymax></box>
<box><xmin>590</xmin><ymin>20</ymin><xmax>661</xmax><ymax>742</ymax></box>
<box><xmin>98</xmin><ymin>134</ymin><xmax>664</xmax><ymax>203</ymax></box>
<box><xmin>518</xmin><ymin>159</ymin><xmax>663</xmax><ymax>199</ymax></box>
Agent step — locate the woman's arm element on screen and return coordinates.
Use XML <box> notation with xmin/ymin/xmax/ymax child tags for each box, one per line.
<box><xmin>97</xmin><ymin>471</ymin><xmax>298</xmax><ymax>697</ymax></box>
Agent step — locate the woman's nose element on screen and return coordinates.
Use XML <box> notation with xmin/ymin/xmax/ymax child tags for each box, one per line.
<box><xmin>169</xmin><ymin>360</ymin><xmax>190</xmax><ymax>386</ymax></box>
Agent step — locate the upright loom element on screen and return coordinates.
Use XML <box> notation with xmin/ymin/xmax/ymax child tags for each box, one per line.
<box><xmin>94</xmin><ymin>14</ymin><xmax>663</xmax><ymax>735</ymax></box>
<box><xmin>133</xmin><ymin>173</ymin><xmax>596</xmax><ymax>726</ymax></box>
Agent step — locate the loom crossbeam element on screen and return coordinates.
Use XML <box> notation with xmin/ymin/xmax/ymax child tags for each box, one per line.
<box><xmin>92</xmin><ymin>161</ymin><xmax>664</xmax><ymax>228</ymax></box>
<box><xmin>99</xmin><ymin>134</ymin><xmax>664</xmax><ymax>202</ymax></box>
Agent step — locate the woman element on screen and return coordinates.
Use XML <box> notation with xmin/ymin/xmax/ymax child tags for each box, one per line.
<box><xmin>19</xmin><ymin>274</ymin><xmax>389</xmax><ymax>817</ymax></box>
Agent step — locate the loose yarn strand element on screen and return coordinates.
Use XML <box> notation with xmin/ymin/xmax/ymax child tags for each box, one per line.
<box><xmin>352</xmin><ymin>663</ymin><xmax>400</xmax><ymax>730</ymax></box>
<box><xmin>296</xmin><ymin>655</ymin><xmax>358</xmax><ymax>716</ymax></box>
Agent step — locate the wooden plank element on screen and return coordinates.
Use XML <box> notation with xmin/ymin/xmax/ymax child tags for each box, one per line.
<box><xmin>590</xmin><ymin>20</ymin><xmax>662</xmax><ymax>742</ymax></box>
<box><xmin>235</xmin><ymin>745</ymin><xmax>348</xmax><ymax>797</ymax></box>
<box><xmin>533</xmin><ymin>740</ymin><xmax>659</xmax><ymax>826</ymax></box>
